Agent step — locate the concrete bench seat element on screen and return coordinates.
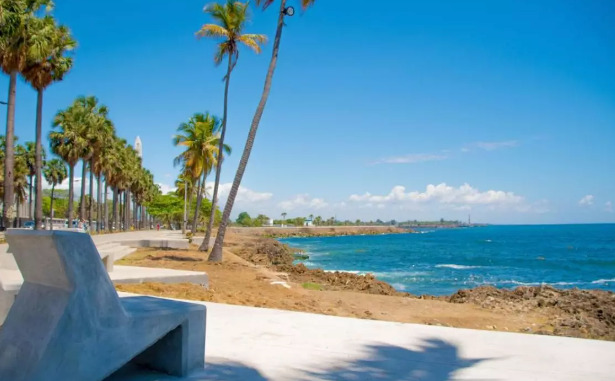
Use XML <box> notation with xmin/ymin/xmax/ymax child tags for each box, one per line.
<box><xmin>0</xmin><ymin>230</ymin><xmax>206</xmax><ymax>381</ymax></box>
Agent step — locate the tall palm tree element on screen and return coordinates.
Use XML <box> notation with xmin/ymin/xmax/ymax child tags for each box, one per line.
<box><xmin>92</xmin><ymin>118</ymin><xmax>115</xmax><ymax>232</ymax></box>
<box><xmin>23</xmin><ymin>141</ymin><xmax>37</xmax><ymax>219</ymax></box>
<box><xmin>69</xmin><ymin>96</ymin><xmax>107</xmax><ymax>222</ymax></box>
<box><xmin>0</xmin><ymin>0</ymin><xmax>53</xmax><ymax>228</ymax></box>
<box><xmin>13</xmin><ymin>142</ymin><xmax>29</xmax><ymax>226</ymax></box>
<box><xmin>23</xmin><ymin>18</ymin><xmax>75</xmax><ymax>229</ymax></box>
<box><xmin>175</xmin><ymin>169</ymin><xmax>195</xmax><ymax>233</ymax></box>
<box><xmin>49</xmin><ymin>100</ymin><xmax>88</xmax><ymax>222</ymax></box>
<box><xmin>43</xmin><ymin>158</ymin><xmax>66</xmax><ymax>230</ymax></box>
<box><xmin>209</xmin><ymin>0</ymin><xmax>316</xmax><ymax>261</ymax></box>
<box><xmin>197</xmin><ymin>0</ymin><xmax>266</xmax><ymax>251</ymax></box>
<box><xmin>173</xmin><ymin>113</ymin><xmax>229</xmax><ymax>235</ymax></box>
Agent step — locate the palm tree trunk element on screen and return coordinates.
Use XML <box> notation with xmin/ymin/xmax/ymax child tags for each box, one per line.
<box><xmin>124</xmin><ymin>189</ymin><xmax>130</xmax><ymax>231</ymax></box>
<box><xmin>112</xmin><ymin>188</ymin><xmax>118</xmax><ymax>232</ymax></box>
<box><xmin>50</xmin><ymin>185</ymin><xmax>55</xmax><ymax>231</ymax></box>
<box><xmin>79</xmin><ymin>160</ymin><xmax>87</xmax><ymax>220</ymax></box>
<box><xmin>104</xmin><ymin>182</ymin><xmax>109</xmax><ymax>232</ymax></box>
<box><xmin>201</xmin><ymin>54</ymin><xmax>233</xmax><ymax>252</ymax></box>
<box><xmin>34</xmin><ymin>89</ymin><xmax>44</xmax><ymax>230</ymax></box>
<box><xmin>209</xmin><ymin>0</ymin><xmax>287</xmax><ymax>262</ymax></box>
<box><xmin>2</xmin><ymin>71</ymin><xmax>17</xmax><ymax>229</ymax></box>
<box><xmin>67</xmin><ymin>164</ymin><xmax>75</xmax><ymax>223</ymax></box>
<box><xmin>192</xmin><ymin>174</ymin><xmax>205</xmax><ymax>235</ymax></box>
<box><xmin>88</xmin><ymin>160</ymin><xmax>94</xmax><ymax>230</ymax></box>
<box><xmin>96</xmin><ymin>175</ymin><xmax>102</xmax><ymax>233</ymax></box>
<box><xmin>28</xmin><ymin>175</ymin><xmax>33</xmax><ymax>220</ymax></box>
<box><xmin>133</xmin><ymin>199</ymin><xmax>137</xmax><ymax>229</ymax></box>
<box><xmin>15</xmin><ymin>197</ymin><xmax>21</xmax><ymax>228</ymax></box>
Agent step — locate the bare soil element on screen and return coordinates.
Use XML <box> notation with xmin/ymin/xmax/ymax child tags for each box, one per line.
<box><xmin>116</xmin><ymin>227</ymin><xmax>615</xmax><ymax>341</ymax></box>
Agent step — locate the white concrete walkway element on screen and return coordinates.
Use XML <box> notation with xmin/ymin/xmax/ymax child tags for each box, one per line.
<box><xmin>111</xmin><ymin>295</ymin><xmax>615</xmax><ymax>381</ymax></box>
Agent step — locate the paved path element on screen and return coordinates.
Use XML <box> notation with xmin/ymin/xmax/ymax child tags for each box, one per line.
<box><xmin>112</xmin><ymin>295</ymin><xmax>615</xmax><ymax>381</ymax></box>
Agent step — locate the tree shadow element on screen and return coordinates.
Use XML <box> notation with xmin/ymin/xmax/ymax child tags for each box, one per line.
<box><xmin>105</xmin><ymin>360</ymin><xmax>268</xmax><ymax>381</ymax></box>
<box><xmin>298</xmin><ymin>339</ymin><xmax>491</xmax><ymax>381</ymax></box>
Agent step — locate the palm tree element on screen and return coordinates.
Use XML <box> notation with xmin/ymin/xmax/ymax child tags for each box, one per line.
<box><xmin>13</xmin><ymin>143</ymin><xmax>30</xmax><ymax>226</ymax></box>
<box><xmin>175</xmin><ymin>169</ymin><xmax>195</xmax><ymax>233</ymax></box>
<box><xmin>49</xmin><ymin>100</ymin><xmax>88</xmax><ymax>222</ymax></box>
<box><xmin>281</xmin><ymin>212</ymin><xmax>287</xmax><ymax>226</ymax></box>
<box><xmin>43</xmin><ymin>158</ymin><xmax>66</xmax><ymax>230</ymax></box>
<box><xmin>197</xmin><ymin>0</ymin><xmax>266</xmax><ymax>252</ymax></box>
<box><xmin>23</xmin><ymin>141</ymin><xmax>37</xmax><ymax>219</ymax></box>
<box><xmin>0</xmin><ymin>0</ymin><xmax>53</xmax><ymax>227</ymax></box>
<box><xmin>23</xmin><ymin>19</ymin><xmax>75</xmax><ymax>229</ymax></box>
<box><xmin>173</xmin><ymin>113</ymin><xmax>229</xmax><ymax>235</ymax></box>
<box><xmin>208</xmin><ymin>0</ymin><xmax>316</xmax><ymax>261</ymax></box>
<box><xmin>92</xmin><ymin>119</ymin><xmax>115</xmax><ymax>232</ymax></box>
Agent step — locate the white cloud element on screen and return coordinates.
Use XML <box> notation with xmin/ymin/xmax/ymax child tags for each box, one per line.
<box><xmin>278</xmin><ymin>194</ymin><xmax>329</xmax><ymax>211</ymax></box>
<box><xmin>212</xmin><ymin>183</ymin><xmax>273</xmax><ymax>203</ymax></box>
<box><xmin>157</xmin><ymin>183</ymin><xmax>177</xmax><ymax>195</ymax></box>
<box><xmin>349</xmin><ymin>183</ymin><xmax>523</xmax><ymax>208</ymax></box>
<box><xmin>473</xmin><ymin>140</ymin><xmax>518</xmax><ymax>151</ymax></box>
<box><xmin>579</xmin><ymin>195</ymin><xmax>594</xmax><ymax>206</ymax></box>
<box><xmin>606</xmin><ymin>201</ymin><xmax>613</xmax><ymax>213</ymax></box>
<box><xmin>374</xmin><ymin>153</ymin><xmax>448</xmax><ymax>165</ymax></box>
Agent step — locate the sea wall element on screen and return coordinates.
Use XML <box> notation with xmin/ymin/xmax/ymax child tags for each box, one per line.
<box><xmin>227</xmin><ymin>226</ymin><xmax>408</xmax><ymax>238</ymax></box>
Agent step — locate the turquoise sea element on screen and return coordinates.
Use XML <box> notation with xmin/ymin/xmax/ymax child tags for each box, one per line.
<box><xmin>279</xmin><ymin>224</ymin><xmax>615</xmax><ymax>296</ymax></box>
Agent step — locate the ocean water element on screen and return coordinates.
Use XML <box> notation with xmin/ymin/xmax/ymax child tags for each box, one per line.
<box><xmin>278</xmin><ymin>224</ymin><xmax>615</xmax><ymax>296</ymax></box>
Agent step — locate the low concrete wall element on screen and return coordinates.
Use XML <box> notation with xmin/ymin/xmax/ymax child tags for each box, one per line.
<box><xmin>120</xmin><ymin>239</ymin><xmax>189</xmax><ymax>250</ymax></box>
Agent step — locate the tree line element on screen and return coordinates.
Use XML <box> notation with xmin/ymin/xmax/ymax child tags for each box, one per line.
<box><xmin>1</xmin><ymin>1</ymin><xmax>158</xmax><ymax>231</ymax></box>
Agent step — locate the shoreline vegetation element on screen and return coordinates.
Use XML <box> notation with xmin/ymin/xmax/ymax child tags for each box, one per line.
<box><xmin>117</xmin><ymin>226</ymin><xmax>615</xmax><ymax>341</ymax></box>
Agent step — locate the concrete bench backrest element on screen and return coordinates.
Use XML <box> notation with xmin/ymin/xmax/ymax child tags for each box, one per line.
<box><xmin>5</xmin><ymin>230</ymin><xmax>125</xmax><ymax>319</ymax></box>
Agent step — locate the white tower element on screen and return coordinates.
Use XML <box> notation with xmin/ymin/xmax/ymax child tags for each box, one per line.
<box><xmin>134</xmin><ymin>136</ymin><xmax>143</xmax><ymax>158</ymax></box>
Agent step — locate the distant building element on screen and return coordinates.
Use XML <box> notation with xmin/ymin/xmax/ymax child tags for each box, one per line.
<box><xmin>134</xmin><ymin>136</ymin><xmax>143</xmax><ymax>158</ymax></box>
<box><xmin>304</xmin><ymin>218</ymin><xmax>314</xmax><ymax>227</ymax></box>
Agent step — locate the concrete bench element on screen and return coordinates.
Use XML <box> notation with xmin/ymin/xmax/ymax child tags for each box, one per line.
<box><xmin>0</xmin><ymin>230</ymin><xmax>206</xmax><ymax>381</ymax></box>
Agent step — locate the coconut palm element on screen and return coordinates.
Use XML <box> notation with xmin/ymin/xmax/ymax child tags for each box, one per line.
<box><xmin>13</xmin><ymin>143</ymin><xmax>29</xmax><ymax>226</ymax></box>
<box><xmin>173</xmin><ymin>113</ymin><xmax>230</xmax><ymax>235</ymax></box>
<box><xmin>175</xmin><ymin>169</ymin><xmax>195</xmax><ymax>233</ymax></box>
<box><xmin>197</xmin><ymin>0</ymin><xmax>266</xmax><ymax>251</ymax></box>
<box><xmin>22</xmin><ymin>141</ymin><xmax>37</xmax><ymax>219</ymax></box>
<box><xmin>49</xmin><ymin>100</ymin><xmax>88</xmax><ymax>221</ymax></box>
<box><xmin>69</xmin><ymin>96</ymin><xmax>107</xmax><ymax>222</ymax></box>
<box><xmin>22</xmin><ymin>18</ymin><xmax>75</xmax><ymax>229</ymax></box>
<box><xmin>0</xmin><ymin>0</ymin><xmax>53</xmax><ymax>227</ymax></box>
<box><xmin>43</xmin><ymin>158</ymin><xmax>66</xmax><ymax>230</ymax></box>
<box><xmin>91</xmin><ymin>119</ymin><xmax>115</xmax><ymax>232</ymax></box>
<box><xmin>208</xmin><ymin>0</ymin><xmax>316</xmax><ymax>261</ymax></box>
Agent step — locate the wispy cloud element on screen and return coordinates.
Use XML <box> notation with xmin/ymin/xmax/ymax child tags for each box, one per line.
<box><xmin>579</xmin><ymin>195</ymin><xmax>594</xmax><ymax>206</ymax></box>
<box><xmin>375</xmin><ymin>139</ymin><xmax>519</xmax><ymax>165</ymax></box>
<box><xmin>465</xmin><ymin>140</ymin><xmax>519</xmax><ymax>152</ymax></box>
<box><xmin>606</xmin><ymin>201</ymin><xmax>613</xmax><ymax>213</ymax></box>
<box><xmin>374</xmin><ymin>153</ymin><xmax>448</xmax><ymax>165</ymax></box>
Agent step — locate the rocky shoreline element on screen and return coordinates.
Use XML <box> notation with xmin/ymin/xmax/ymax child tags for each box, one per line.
<box><xmin>227</xmin><ymin>229</ymin><xmax>615</xmax><ymax>341</ymax></box>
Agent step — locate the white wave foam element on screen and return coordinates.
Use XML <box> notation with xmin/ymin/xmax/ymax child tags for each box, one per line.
<box><xmin>324</xmin><ymin>269</ymin><xmax>362</xmax><ymax>274</ymax></box>
<box><xmin>435</xmin><ymin>264</ymin><xmax>481</xmax><ymax>270</ymax></box>
<box><xmin>372</xmin><ymin>271</ymin><xmax>429</xmax><ymax>278</ymax></box>
<box><xmin>391</xmin><ymin>283</ymin><xmax>407</xmax><ymax>291</ymax></box>
<box><xmin>550</xmin><ymin>281</ymin><xmax>583</xmax><ymax>286</ymax></box>
<box><xmin>592</xmin><ymin>278</ymin><xmax>615</xmax><ymax>285</ymax></box>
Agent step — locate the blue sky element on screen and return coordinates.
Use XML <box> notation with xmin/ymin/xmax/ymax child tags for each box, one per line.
<box><xmin>1</xmin><ymin>0</ymin><xmax>614</xmax><ymax>224</ymax></box>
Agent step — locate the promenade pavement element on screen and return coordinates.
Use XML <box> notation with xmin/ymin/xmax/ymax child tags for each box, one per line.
<box><xmin>113</xmin><ymin>296</ymin><xmax>615</xmax><ymax>381</ymax></box>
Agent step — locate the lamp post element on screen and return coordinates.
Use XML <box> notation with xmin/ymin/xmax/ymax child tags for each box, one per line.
<box><xmin>282</xmin><ymin>6</ymin><xmax>295</xmax><ymax>16</ymax></box>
